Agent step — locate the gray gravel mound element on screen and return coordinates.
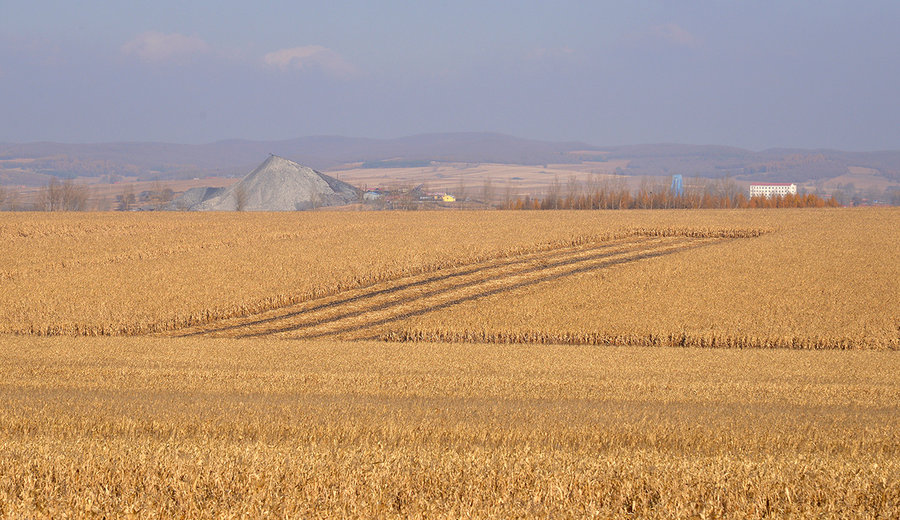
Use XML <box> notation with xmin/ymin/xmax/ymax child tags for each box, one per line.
<box><xmin>185</xmin><ymin>155</ymin><xmax>359</xmax><ymax>211</ymax></box>
<box><xmin>169</xmin><ymin>186</ymin><xmax>225</xmax><ymax>209</ymax></box>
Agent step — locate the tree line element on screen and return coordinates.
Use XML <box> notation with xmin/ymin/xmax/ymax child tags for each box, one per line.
<box><xmin>493</xmin><ymin>176</ymin><xmax>840</xmax><ymax>210</ymax></box>
<box><xmin>502</xmin><ymin>186</ymin><xmax>839</xmax><ymax>210</ymax></box>
<box><xmin>0</xmin><ymin>178</ymin><xmax>174</xmax><ymax>211</ymax></box>
<box><xmin>0</xmin><ymin>174</ymin><xmax>871</xmax><ymax>212</ymax></box>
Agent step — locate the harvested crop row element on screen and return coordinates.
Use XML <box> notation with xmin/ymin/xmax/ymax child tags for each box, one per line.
<box><xmin>174</xmin><ymin>235</ymin><xmax>723</xmax><ymax>339</ymax></box>
<box><xmin>384</xmin><ymin>328</ymin><xmax>899</xmax><ymax>350</ymax></box>
<box><xmin>2</xmin><ymin>211</ymin><xmax>759</xmax><ymax>337</ymax></box>
<box><xmin>1</xmin><ymin>209</ymin><xmax>895</xmax><ymax>349</ymax></box>
<box><xmin>2</xmin><ymin>336</ymin><xmax>898</xmax><ymax>517</ymax></box>
<box><xmin>4</xmin><ymin>212</ymin><xmax>688</xmax><ymax>336</ymax></box>
<box><xmin>171</xmin><ymin>235</ymin><xmax>661</xmax><ymax>337</ymax></box>
<box><xmin>392</xmin><ymin>208</ymin><xmax>900</xmax><ymax>350</ymax></box>
<box><xmin>277</xmin><ymin>239</ymin><xmax>721</xmax><ymax>340</ymax></box>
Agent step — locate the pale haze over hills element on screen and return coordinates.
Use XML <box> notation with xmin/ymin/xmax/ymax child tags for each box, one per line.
<box><xmin>1</xmin><ymin>135</ymin><xmax>898</xmax><ymax>206</ymax></box>
<box><xmin>2</xmin><ymin>2</ymin><xmax>899</xmax><ymax>204</ymax></box>
<box><xmin>1</xmin><ymin>1</ymin><xmax>898</xmax><ymax>151</ymax></box>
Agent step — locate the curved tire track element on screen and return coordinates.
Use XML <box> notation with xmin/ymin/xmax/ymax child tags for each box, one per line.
<box><xmin>171</xmin><ymin>235</ymin><xmax>725</xmax><ymax>340</ymax></box>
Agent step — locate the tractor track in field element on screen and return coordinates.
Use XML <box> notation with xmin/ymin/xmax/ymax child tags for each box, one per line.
<box><xmin>172</xmin><ymin>235</ymin><xmax>645</xmax><ymax>337</ymax></box>
<box><xmin>173</xmin><ymin>234</ymin><xmax>655</xmax><ymax>338</ymax></box>
<box><xmin>168</xmin><ymin>235</ymin><xmax>726</xmax><ymax>340</ymax></box>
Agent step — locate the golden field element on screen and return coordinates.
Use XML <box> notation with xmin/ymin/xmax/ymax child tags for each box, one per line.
<box><xmin>1</xmin><ymin>209</ymin><xmax>897</xmax><ymax>349</ymax></box>
<box><xmin>1</xmin><ymin>208</ymin><xmax>899</xmax><ymax>517</ymax></box>
<box><xmin>1</xmin><ymin>336</ymin><xmax>898</xmax><ymax>518</ymax></box>
<box><xmin>1</xmin><ymin>211</ymin><xmax>627</xmax><ymax>335</ymax></box>
<box><xmin>393</xmin><ymin>208</ymin><xmax>900</xmax><ymax>349</ymax></box>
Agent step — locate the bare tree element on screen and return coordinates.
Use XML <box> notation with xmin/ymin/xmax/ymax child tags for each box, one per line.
<box><xmin>455</xmin><ymin>177</ymin><xmax>468</xmax><ymax>209</ymax></box>
<box><xmin>585</xmin><ymin>174</ymin><xmax>600</xmax><ymax>209</ymax></box>
<box><xmin>480</xmin><ymin>177</ymin><xmax>494</xmax><ymax>208</ymax></box>
<box><xmin>148</xmin><ymin>180</ymin><xmax>174</xmax><ymax>210</ymax></box>
<box><xmin>61</xmin><ymin>179</ymin><xmax>89</xmax><ymax>211</ymax></box>
<box><xmin>716</xmin><ymin>175</ymin><xmax>738</xmax><ymax>208</ymax></box>
<box><xmin>35</xmin><ymin>178</ymin><xmax>88</xmax><ymax>211</ymax></box>
<box><xmin>565</xmin><ymin>174</ymin><xmax>580</xmax><ymax>209</ymax></box>
<box><xmin>503</xmin><ymin>179</ymin><xmax>515</xmax><ymax>209</ymax></box>
<box><xmin>544</xmin><ymin>175</ymin><xmax>561</xmax><ymax>209</ymax></box>
<box><xmin>117</xmin><ymin>185</ymin><xmax>136</xmax><ymax>211</ymax></box>
<box><xmin>684</xmin><ymin>175</ymin><xmax>704</xmax><ymax>209</ymax></box>
<box><xmin>35</xmin><ymin>178</ymin><xmax>60</xmax><ymax>211</ymax></box>
<box><xmin>636</xmin><ymin>177</ymin><xmax>653</xmax><ymax>209</ymax></box>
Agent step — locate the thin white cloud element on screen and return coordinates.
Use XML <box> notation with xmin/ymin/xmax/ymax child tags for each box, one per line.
<box><xmin>263</xmin><ymin>45</ymin><xmax>357</xmax><ymax>78</ymax></box>
<box><xmin>121</xmin><ymin>32</ymin><xmax>210</xmax><ymax>63</ymax></box>
<box><xmin>649</xmin><ymin>23</ymin><xmax>701</xmax><ymax>48</ymax></box>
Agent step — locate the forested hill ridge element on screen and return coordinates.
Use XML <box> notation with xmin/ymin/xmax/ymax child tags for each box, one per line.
<box><xmin>1</xmin><ymin>133</ymin><xmax>898</xmax><ymax>188</ymax></box>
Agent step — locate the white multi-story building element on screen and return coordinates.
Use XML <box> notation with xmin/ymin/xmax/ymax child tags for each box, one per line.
<box><xmin>749</xmin><ymin>183</ymin><xmax>797</xmax><ymax>198</ymax></box>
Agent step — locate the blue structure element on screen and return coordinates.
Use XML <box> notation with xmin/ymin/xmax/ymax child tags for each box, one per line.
<box><xmin>670</xmin><ymin>174</ymin><xmax>684</xmax><ymax>196</ymax></box>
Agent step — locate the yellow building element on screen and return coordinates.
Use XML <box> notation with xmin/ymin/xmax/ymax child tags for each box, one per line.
<box><xmin>442</xmin><ymin>194</ymin><xmax>456</xmax><ymax>202</ymax></box>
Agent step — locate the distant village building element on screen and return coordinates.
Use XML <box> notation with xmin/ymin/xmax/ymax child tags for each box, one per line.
<box><xmin>419</xmin><ymin>192</ymin><xmax>456</xmax><ymax>202</ymax></box>
<box><xmin>749</xmin><ymin>183</ymin><xmax>797</xmax><ymax>198</ymax></box>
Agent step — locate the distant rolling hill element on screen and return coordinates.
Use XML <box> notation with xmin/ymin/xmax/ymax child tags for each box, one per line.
<box><xmin>1</xmin><ymin>134</ymin><xmax>898</xmax><ymax>193</ymax></box>
<box><xmin>0</xmin><ymin>133</ymin><xmax>590</xmax><ymax>185</ymax></box>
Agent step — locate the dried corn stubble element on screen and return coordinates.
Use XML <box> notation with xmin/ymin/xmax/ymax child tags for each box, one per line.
<box><xmin>393</xmin><ymin>208</ymin><xmax>900</xmax><ymax>350</ymax></box>
<box><xmin>0</xmin><ymin>336</ymin><xmax>898</xmax><ymax>517</ymax></box>
<box><xmin>1</xmin><ymin>210</ymin><xmax>772</xmax><ymax>337</ymax></box>
<box><xmin>2</xmin><ymin>209</ymin><xmax>896</xmax><ymax>350</ymax></box>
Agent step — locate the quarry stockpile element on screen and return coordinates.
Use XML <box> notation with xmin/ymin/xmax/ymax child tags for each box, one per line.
<box><xmin>176</xmin><ymin>155</ymin><xmax>360</xmax><ymax>211</ymax></box>
<box><xmin>173</xmin><ymin>187</ymin><xmax>226</xmax><ymax>209</ymax></box>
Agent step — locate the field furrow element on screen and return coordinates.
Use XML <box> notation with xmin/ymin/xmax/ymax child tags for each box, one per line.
<box><xmin>172</xmin><ymin>235</ymin><xmax>721</xmax><ymax>339</ymax></box>
<box><xmin>169</xmin><ymin>235</ymin><xmax>648</xmax><ymax>337</ymax></box>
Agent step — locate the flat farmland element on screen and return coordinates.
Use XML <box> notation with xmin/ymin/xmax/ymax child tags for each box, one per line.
<box><xmin>393</xmin><ymin>209</ymin><xmax>900</xmax><ymax>349</ymax></box>
<box><xmin>1</xmin><ymin>209</ymin><xmax>896</xmax><ymax>349</ymax></box>
<box><xmin>1</xmin><ymin>208</ymin><xmax>898</xmax><ymax>517</ymax></box>
<box><xmin>1</xmin><ymin>336</ymin><xmax>898</xmax><ymax>517</ymax></box>
<box><xmin>2</xmin><ymin>211</ymin><xmax>632</xmax><ymax>335</ymax></box>
<box><xmin>324</xmin><ymin>161</ymin><xmax>633</xmax><ymax>196</ymax></box>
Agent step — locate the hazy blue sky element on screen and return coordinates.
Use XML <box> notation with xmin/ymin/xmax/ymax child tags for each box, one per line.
<box><xmin>1</xmin><ymin>1</ymin><xmax>898</xmax><ymax>150</ymax></box>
